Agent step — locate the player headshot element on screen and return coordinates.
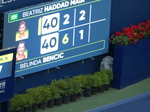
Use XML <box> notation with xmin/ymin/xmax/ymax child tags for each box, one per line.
<box><xmin>16</xmin><ymin>41</ymin><xmax>28</xmax><ymax>61</ymax></box>
<box><xmin>16</xmin><ymin>21</ymin><xmax>29</xmax><ymax>41</ymax></box>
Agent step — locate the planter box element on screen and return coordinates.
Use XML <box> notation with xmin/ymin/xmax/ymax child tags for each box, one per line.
<box><xmin>111</xmin><ymin>37</ymin><xmax>150</xmax><ymax>89</ymax></box>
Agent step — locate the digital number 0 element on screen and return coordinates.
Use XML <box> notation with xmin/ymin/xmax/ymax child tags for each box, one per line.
<box><xmin>50</xmin><ymin>37</ymin><xmax>57</xmax><ymax>48</ymax></box>
<box><xmin>51</xmin><ymin>17</ymin><xmax>58</xmax><ymax>28</ymax></box>
<box><xmin>63</xmin><ymin>14</ymin><xmax>70</xmax><ymax>25</ymax></box>
<box><xmin>79</xmin><ymin>10</ymin><xmax>86</xmax><ymax>21</ymax></box>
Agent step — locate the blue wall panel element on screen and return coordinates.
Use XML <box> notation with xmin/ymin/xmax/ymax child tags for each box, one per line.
<box><xmin>1</xmin><ymin>0</ymin><xmax>150</xmax><ymax>93</ymax></box>
<box><xmin>14</xmin><ymin>55</ymin><xmax>104</xmax><ymax>93</ymax></box>
<box><xmin>110</xmin><ymin>0</ymin><xmax>150</xmax><ymax>34</ymax></box>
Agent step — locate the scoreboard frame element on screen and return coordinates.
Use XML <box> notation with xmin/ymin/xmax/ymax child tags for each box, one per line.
<box><xmin>3</xmin><ymin>0</ymin><xmax>111</xmax><ymax>77</ymax></box>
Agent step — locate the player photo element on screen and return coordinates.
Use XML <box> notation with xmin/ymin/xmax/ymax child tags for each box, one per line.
<box><xmin>16</xmin><ymin>21</ymin><xmax>29</xmax><ymax>41</ymax></box>
<box><xmin>16</xmin><ymin>41</ymin><xmax>28</xmax><ymax>61</ymax></box>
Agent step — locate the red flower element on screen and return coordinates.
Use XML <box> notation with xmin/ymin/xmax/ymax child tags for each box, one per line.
<box><xmin>111</xmin><ymin>34</ymin><xmax>115</xmax><ymax>36</ymax></box>
<box><xmin>122</xmin><ymin>28</ymin><xmax>127</xmax><ymax>32</ymax></box>
<box><xmin>121</xmin><ymin>42</ymin><xmax>125</xmax><ymax>45</ymax></box>
<box><xmin>109</xmin><ymin>19</ymin><xmax>150</xmax><ymax>45</ymax></box>
<box><xmin>115</xmin><ymin>31</ymin><xmax>122</xmax><ymax>36</ymax></box>
<box><xmin>139</xmin><ymin>32</ymin><xmax>143</xmax><ymax>35</ymax></box>
<box><xmin>133</xmin><ymin>39</ymin><xmax>138</xmax><ymax>44</ymax></box>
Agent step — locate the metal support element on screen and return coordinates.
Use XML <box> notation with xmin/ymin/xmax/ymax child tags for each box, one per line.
<box><xmin>55</xmin><ymin>66</ymin><xmax>60</xmax><ymax>69</ymax></box>
<box><xmin>82</xmin><ymin>60</ymin><xmax>84</xmax><ymax>63</ymax></box>
<box><xmin>47</xmin><ymin>69</ymin><xmax>50</xmax><ymax>73</ymax></box>
<box><xmin>19</xmin><ymin>76</ymin><xmax>24</xmax><ymax>79</ymax></box>
<box><xmin>90</xmin><ymin>57</ymin><xmax>95</xmax><ymax>60</ymax></box>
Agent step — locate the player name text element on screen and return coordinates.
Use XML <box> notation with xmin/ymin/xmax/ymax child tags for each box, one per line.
<box><xmin>19</xmin><ymin>52</ymin><xmax>64</xmax><ymax>69</ymax></box>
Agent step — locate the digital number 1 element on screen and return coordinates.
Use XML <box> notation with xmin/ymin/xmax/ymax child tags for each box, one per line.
<box><xmin>79</xmin><ymin>29</ymin><xmax>84</xmax><ymax>40</ymax></box>
<box><xmin>0</xmin><ymin>65</ymin><xmax>2</xmax><ymax>73</ymax></box>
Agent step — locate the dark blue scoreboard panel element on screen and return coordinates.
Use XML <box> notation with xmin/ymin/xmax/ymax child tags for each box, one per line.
<box><xmin>3</xmin><ymin>0</ymin><xmax>111</xmax><ymax>77</ymax></box>
<box><xmin>0</xmin><ymin>47</ymin><xmax>16</xmax><ymax>102</ymax></box>
<box><xmin>0</xmin><ymin>53</ymin><xmax>13</xmax><ymax>79</ymax></box>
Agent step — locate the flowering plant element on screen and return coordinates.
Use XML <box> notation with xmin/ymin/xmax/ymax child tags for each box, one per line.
<box><xmin>109</xmin><ymin>20</ymin><xmax>150</xmax><ymax>45</ymax></box>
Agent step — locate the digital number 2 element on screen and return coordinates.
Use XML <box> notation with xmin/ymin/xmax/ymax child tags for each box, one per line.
<box><xmin>63</xmin><ymin>9</ymin><xmax>86</xmax><ymax>25</ymax></box>
<box><xmin>79</xmin><ymin>10</ymin><xmax>86</xmax><ymax>21</ymax></box>
<box><xmin>63</xmin><ymin>14</ymin><xmax>70</xmax><ymax>25</ymax></box>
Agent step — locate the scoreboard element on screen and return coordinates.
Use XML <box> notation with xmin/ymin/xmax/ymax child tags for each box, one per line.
<box><xmin>3</xmin><ymin>0</ymin><xmax>111</xmax><ymax>77</ymax></box>
<box><xmin>0</xmin><ymin>47</ymin><xmax>16</xmax><ymax>102</ymax></box>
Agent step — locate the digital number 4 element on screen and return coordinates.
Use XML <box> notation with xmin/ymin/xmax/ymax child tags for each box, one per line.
<box><xmin>42</xmin><ymin>39</ymin><xmax>49</xmax><ymax>49</ymax></box>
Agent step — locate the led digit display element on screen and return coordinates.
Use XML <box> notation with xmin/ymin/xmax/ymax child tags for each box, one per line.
<box><xmin>3</xmin><ymin>0</ymin><xmax>111</xmax><ymax>77</ymax></box>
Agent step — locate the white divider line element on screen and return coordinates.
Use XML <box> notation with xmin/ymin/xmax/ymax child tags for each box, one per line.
<box><xmin>59</xmin><ymin>18</ymin><xmax>106</xmax><ymax>33</ymax></box>
<box><xmin>72</xmin><ymin>8</ymin><xmax>76</xmax><ymax>46</ymax></box>
<box><xmin>88</xmin><ymin>5</ymin><xmax>92</xmax><ymax>43</ymax></box>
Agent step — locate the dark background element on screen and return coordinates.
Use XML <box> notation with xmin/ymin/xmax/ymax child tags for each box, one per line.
<box><xmin>0</xmin><ymin>0</ymin><xmax>150</xmax><ymax>93</ymax></box>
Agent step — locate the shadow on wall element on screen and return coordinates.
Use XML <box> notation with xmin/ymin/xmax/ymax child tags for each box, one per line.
<box><xmin>14</xmin><ymin>54</ymin><xmax>107</xmax><ymax>94</ymax></box>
